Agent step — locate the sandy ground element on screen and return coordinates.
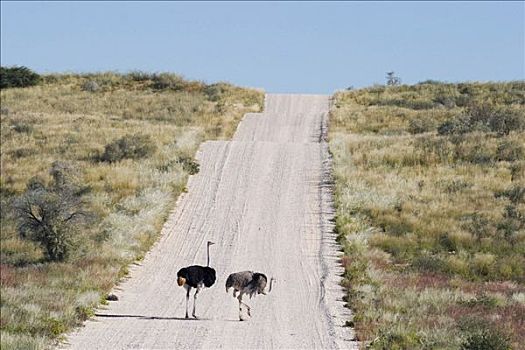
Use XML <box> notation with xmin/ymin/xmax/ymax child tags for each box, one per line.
<box><xmin>64</xmin><ymin>94</ymin><xmax>357</xmax><ymax>349</ymax></box>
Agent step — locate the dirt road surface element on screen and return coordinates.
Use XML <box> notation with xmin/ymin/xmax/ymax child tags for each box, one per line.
<box><xmin>65</xmin><ymin>94</ymin><xmax>356</xmax><ymax>349</ymax></box>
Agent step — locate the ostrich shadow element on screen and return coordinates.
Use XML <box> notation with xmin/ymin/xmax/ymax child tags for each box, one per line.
<box><xmin>94</xmin><ymin>313</ymin><xmax>210</xmax><ymax>321</ymax></box>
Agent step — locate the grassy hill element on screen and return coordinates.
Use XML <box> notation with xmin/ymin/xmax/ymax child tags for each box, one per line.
<box><xmin>0</xmin><ymin>71</ymin><xmax>263</xmax><ymax>349</ymax></box>
<box><xmin>330</xmin><ymin>81</ymin><xmax>525</xmax><ymax>349</ymax></box>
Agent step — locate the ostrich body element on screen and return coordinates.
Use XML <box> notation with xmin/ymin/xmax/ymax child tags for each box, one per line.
<box><xmin>177</xmin><ymin>241</ymin><xmax>216</xmax><ymax>319</ymax></box>
<box><xmin>225</xmin><ymin>271</ymin><xmax>274</xmax><ymax>321</ymax></box>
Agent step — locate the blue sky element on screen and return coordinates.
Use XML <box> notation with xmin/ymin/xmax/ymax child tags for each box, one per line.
<box><xmin>1</xmin><ymin>1</ymin><xmax>523</xmax><ymax>93</ymax></box>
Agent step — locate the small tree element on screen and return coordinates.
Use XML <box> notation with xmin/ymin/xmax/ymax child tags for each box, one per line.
<box><xmin>14</xmin><ymin>162</ymin><xmax>90</xmax><ymax>261</ymax></box>
<box><xmin>386</xmin><ymin>71</ymin><xmax>401</xmax><ymax>86</ymax></box>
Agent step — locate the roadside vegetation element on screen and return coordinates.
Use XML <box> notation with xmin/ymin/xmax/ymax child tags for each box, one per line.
<box><xmin>0</xmin><ymin>69</ymin><xmax>263</xmax><ymax>349</ymax></box>
<box><xmin>330</xmin><ymin>81</ymin><xmax>524</xmax><ymax>349</ymax></box>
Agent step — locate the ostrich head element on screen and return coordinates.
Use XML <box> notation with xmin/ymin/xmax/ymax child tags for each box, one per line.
<box><xmin>177</xmin><ymin>268</ymin><xmax>188</xmax><ymax>287</ymax></box>
<box><xmin>252</xmin><ymin>273</ymin><xmax>275</xmax><ymax>295</ymax></box>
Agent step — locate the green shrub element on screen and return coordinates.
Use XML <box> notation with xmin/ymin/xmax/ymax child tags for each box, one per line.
<box><xmin>101</xmin><ymin>134</ymin><xmax>156</xmax><ymax>162</ymax></box>
<box><xmin>496</xmin><ymin>140</ymin><xmax>524</xmax><ymax>162</ymax></box>
<box><xmin>412</xmin><ymin>254</ymin><xmax>448</xmax><ymax>273</ymax></box>
<box><xmin>496</xmin><ymin>185</ymin><xmax>525</xmax><ymax>204</ymax></box>
<box><xmin>150</xmin><ymin>73</ymin><xmax>204</xmax><ymax>92</ymax></box>
<box><xmin>461</xmin><ymin>213</ymin><xmax>492</xmax><ymax>241</ymax></box>
<box><xmin>11</xmin><ymin>121</ymin><xmax>34</xmax><ymax>134</ymax></box>
<box><xmin>510</xmin><ymin>163</ymin><xmax>524</xmax><ymax>181</ymax></box>
<box><xmin>1</xmin><ymin>66</ymin><xmax>41</xmax><ymax>89</ymax></box>
<box><xmin>204</xmin><ymin>83</ymin><xmax>232</xmax><ymax>102</ymax></box>
<box><xmin>127</xmin><ymin>71</ymin><xmax>153</xmax><ymax>82</ymax></box>
<box><xmin>178</xmin><ymin>155</ymin><xmax>200</xmax><ymax>175</ymax></box>
<box><xmin>43</xmin><ymin>317</ymin><xmax>67</xmax><ymax>338</ymax></box>
<box><xmin>438</xmin><ymin>115</ymin><xmax>473</xmax><ymax>135</ymax></box>
<box><xmin>437</xmin><ymin>104</ymin><xmax>525</xmax><ymax>136</ymax></box>
<box><xmin>10</xmin><ymin>148</ymin><xmax>33</xmax><ymax>159</ymax></box>
<box><xmin>408</xmin><ymin>115</ymin><xmax>437</xmax><ymax>134</ymax></box>
<box><xmin>497</xmin><ymin>204</ymin><xmax>524</xmax><ymax>240</ymax></box>
<box><xmin>470</xmin><ymin>104</ymin><xmax>525</xmax><ymax>136</ymax></box>
<box><xmin>75</xmin><ymin>305</ymin><xmax>95</xmax><ymax>321</ymax></box>
<box><xmin>13</xmin><ymin>162</ymin><xmax>90</xmax><ymax>261</ymax></box>
<box><xmin>414</xmin><ymin>136</ymin><xmax>455</xmax><ymax>164</ymax></box>
<box><xmin>460</xmin><ymin>294</ymin><xmax>500</xmax><ymax>308</ymax></box>
<box><xmin>461</xmin><ymin>328</ymin><xmax>511</xmax><ymax>350</ymax></box>
<box><xmin>372</xmin><ymin>329</ymin><xmax>421</xmax><ymax>350</ymax></box>
<box><xmin>433</xmin><ymin>94</ymin><xmax>457</xmax><ymax>108</ymax></box>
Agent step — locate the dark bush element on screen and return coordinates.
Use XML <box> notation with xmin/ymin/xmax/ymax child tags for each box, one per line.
<box><xmin>461</xmin><ymin>213</ymin><xmax>493</xmax><ymax>241</ymax></box>
<box><xmin>151</xmin><ymin>73</ymin><xmax>183</xmax><ymax>90</ymax></box>
<box><xmin>438</xmin><ymin>116</ymin><xmax>473</xmax><ymax>135</ymax></box>
<box><xmin>204</xmin><ymin>83</ymin><xmax>232</xmax><ymax>102</ymax></box>
<box><xmin>11</xmin><ymin>121</ymin><xmax>34</xmax><ymax>134</ymax></box>
<box><xmin>0</xmin><ymin>66</ymin><xmax>41</xmax><ymax>89</ymax></box>
<box><xmin>418</xmin><ymin>79</ymin><xmax>446</xmax><ymax>85</ymax></box>
<box><xmin>496</xmin><ymin>140</ymin><xmax>524</xmax><ymax>162</ymax></box>
<box><xmin>408</xmin><ymin>115</ymin><xmax>437</xmax><ymax>134</ymax></box>
<box><xmin>414</xmin><ymin>136</ymin><xmax>455</xmax><ymax>164</ymax></box>
<box><xmin>470</xmin><ymin>104</ymin><xmax>525</xmax><ymax>136</ymax></box>
<box><xmin>412</xmin><ymin>254</ymin><xmax>447</xmax><ymax>273</ymax></box>
<box><xmin>127</xmin><ymin>71</ymin><xmax>153</xmax><ymax>82</ymax></box>
<box><xmin>10</xmin><ymin>148</ymin><xmax>33</xmax><ymax>159</ymax></box>
<box><xmin>13</xmin><ymin>162</ymin><xmax>90</xmax><ymax>261</ymax></box>
<box><xmin>439</xmin><ymin>179</ymin><xmax>472</xmax><ymax>193</ymax></box>
<box><xmin>461</xmin><ymin>328</ymin><xmax>511</xmax><ymax>350</ymax></box>
<box><xmin>101</xmin><ymin>134</ymin><xmax>156</xmax><ymax>162</ymax></box>
<box><xmin>497</xmin><ymin>204</ymin><xmax>524</xmax><ymax>239</ymax></box>
<box><xmin>178</xmin><ymin>155</ymin><xmax>200</xmax><ymax>175</ymax></box>
<box><xmin>437</xmin><ymin>103</ymin><xmax>525</xmax><ymax>136</ymax></box>
<box><xmin>457</xmin><ymin>143</ymin><xmax>494</xmax><ymax>165</ymax></box>
<box><xmin>378</xmin><ymin>97</ymin><xmax>435</xmax><ymax>110</ymax></box>
<box><xmin>509</xmin><ymin>163</ymin><xmax>524</xmax><ymax>181</ymax></box>
<box><xmin>459</xmin><ymin>318</ymin><xmax>511</xmax><ymax>350</ymax></box>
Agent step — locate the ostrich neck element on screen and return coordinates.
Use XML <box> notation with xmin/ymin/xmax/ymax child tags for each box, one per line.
<box><xmin>269</xmin><ymin>278</ymin><xmax>274</xmax><ymax>293</ymax></box>
<box><xmin>207</xmin><ymin>244</ymin><xmax>210</xmax><ymax>267</ymax></box>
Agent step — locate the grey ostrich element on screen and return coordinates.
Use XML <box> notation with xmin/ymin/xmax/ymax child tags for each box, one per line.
<box><xmin>177</xmin><ymin>241</ymin><xmax>216</xmax><ymax>319</ymax></box>
<box><xmin>225</xmin><ymin>271</ymin><xmax>275</xmax><ymax>321</ymax></box>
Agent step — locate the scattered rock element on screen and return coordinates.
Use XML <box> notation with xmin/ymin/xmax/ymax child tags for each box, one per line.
<box><xmin>82</xmin><ymin>80</ymin><xmax>100</xmax><ymax>92</ymax></box>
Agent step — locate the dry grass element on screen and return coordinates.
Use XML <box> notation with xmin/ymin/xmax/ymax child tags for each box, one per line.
<box><xmin>330</xmin><ymin>81</ymin><xmax>524</xmax><ymax>349</ymax></box>
<box><xmin>0</xmin><ymin>72</ymin><xmax>263</xmax><ymax>348</ymax></box>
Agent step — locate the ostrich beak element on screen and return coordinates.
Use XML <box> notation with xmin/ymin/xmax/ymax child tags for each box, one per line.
<box><xmin>208</xmin><ymin>241</ymin><xmax>215</xmax><ymax>246</ymax></box>
<box><xmin>177</xmin><ymin>277</ymin><xmax>186</xmax><ymax>286</ymax></box>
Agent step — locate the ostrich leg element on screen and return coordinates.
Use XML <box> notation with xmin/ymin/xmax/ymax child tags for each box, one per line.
<box><xmin>237</xmin><ymin>294</ymin><xmax>252</xmax><ymax>320</ymax></box>
<box><xmin>192</xmin><ymin>286</ymin><xmax>202</xmax><ymax>318</ymax></box>
<box><xmin>184</xmin><ymin>286</ymin><xmax>191</xmax><ymax>319</ymax></box>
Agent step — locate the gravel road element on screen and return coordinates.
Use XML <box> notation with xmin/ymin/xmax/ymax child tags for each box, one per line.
<box><xmin>65</xmin><ymin>94</ymin><xmax>356</xmax><ymax>349</ymax></box>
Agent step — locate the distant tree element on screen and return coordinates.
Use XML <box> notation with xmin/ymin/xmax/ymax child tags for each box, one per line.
<box><xmin>386</xmin><ymin>71</ymin><xmax>401</xmax><ymax>86</ymax></box>
<box><xmin>0</xmin><ymin>66</ymin><xmax>41</xmax><ymax>89</ymax></box>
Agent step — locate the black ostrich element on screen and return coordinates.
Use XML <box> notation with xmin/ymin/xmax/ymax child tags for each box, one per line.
<box><xmin>177</xmin><ymin>241</ymin><xmax>216</xmax><ymax>319</ymax></box>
